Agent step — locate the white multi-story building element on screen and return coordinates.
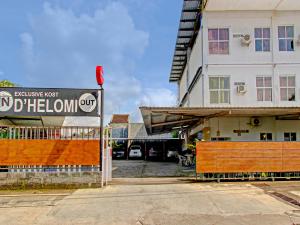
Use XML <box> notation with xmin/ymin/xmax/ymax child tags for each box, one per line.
<box><xmin>141</xmin><ymin>0</ymin><xmax>300</xmax><ymax>142</ymax></box>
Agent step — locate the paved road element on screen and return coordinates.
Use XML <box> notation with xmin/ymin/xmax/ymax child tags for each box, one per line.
<box><xmin>0</xmin><ymin>181</ymin><xmax>300</xmax><ymax>225</ymax></box>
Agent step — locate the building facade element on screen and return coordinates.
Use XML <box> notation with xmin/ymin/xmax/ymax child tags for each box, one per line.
<box><xmin>172</xmin><ymin>0</ymin><xmax>300</xmax><ymax>142</ymax></box>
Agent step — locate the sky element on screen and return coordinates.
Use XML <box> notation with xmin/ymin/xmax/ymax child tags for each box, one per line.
<box><xmin>0</xmin><ymin>0</ymin><xmax>182</xmax><ymax>123</ymax></box>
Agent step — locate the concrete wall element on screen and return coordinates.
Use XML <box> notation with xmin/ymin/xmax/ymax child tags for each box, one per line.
<box><xmin>179</xmin><ymin>67</ymin><xmax>188</xmax><ymax>103</ymax></box>
<box><xmin>179</xmin><ymin>10</ymin><xmax>300</xmax><ymax>107</ymax></box>
<box><xmin>179</xmin><ymin>26</ymin><xmax>203</xmax><ymax>105</ymax></box>
<box><xmin>204</xmin><ymin>11</ymin><xmax>300</xmax><ymax>65</ymax></box>
<box><xmin>0</xmin><ymin>171</ymin><xmax>101</xmax><ymax>188</ymax></box>
<box><xmin>189</xmin><ymin>76</ymin><xmax>204</xmax><ymax>106</ymax></box>
<box><xmin>202</xmin><ymin>11</ymin><xmax>300</xmax><ymax>107</ymax></box>
<box><xmin>207</xmin><ymin>117</ymin><xmax>300</xmax><ymax>141</ymax></box>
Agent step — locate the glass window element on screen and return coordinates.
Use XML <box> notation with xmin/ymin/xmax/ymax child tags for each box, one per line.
<box><xmin>284</xmin><ymin>132</ymin><xmax>297</xmax><ymax>141</ymax></box>
<box><xmin>256</xmin><ymin>76</ymin><xmax>272</xmax><ymax>101</ymax></box>
<box><xmin>208</xmin><ymin>28</ymin><xmax>229</xmax><ymax>54</ymax></box>
<box><xmin>280</xmin><ymin>76</ymin><xmax>295</xmax><ymax>101</ymax></box>
<box><xmin>278</xmin><ymin>26</ymin><xmax>294</xmax><ymax>51</ymax></box>
<box><xmin>209</xmin><ymin>76</ymin><xmax>230</xmax><ymax>104</ymax></box>
<box><xmin>285</xmin><ymin>132</ymin><xmax>296</xmax><ymax>141</ymax></box>
<box><xmin>255</xmin><ymin>28</ymin><xmax>271</xmax><ymax>52</ymax></box>
<box><xmin>260</xmin><ymin>133</ymin><xmax>272</xmax><ymax>141</ymax></box>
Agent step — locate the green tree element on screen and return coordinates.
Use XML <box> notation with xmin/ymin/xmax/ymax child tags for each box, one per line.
<box><xmin>0</xmin><ymin>80</ymin><xmax>16</xmax><ymax>87</ymax></box>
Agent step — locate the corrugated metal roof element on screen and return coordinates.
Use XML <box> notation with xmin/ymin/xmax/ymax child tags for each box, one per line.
<box><xmin>169</xmin><ymin>0</ymin><xmax>204</xmax><ymax>82</ymax></box>
<box><xmin>0</xmin><ymin>116</ymin><xmax>65</xmax><ymax>127</ymax></box>
<box><xmin>128</xmin><ymin>123</ymin><xmax>173</xmax><ymax>140</ymax></box>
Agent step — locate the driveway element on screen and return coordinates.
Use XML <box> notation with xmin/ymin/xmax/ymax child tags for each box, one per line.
<box><xmin>0</xmin><ymin>181</ymin><xmax>300</xmax><ymax>225</ymax></box>
<box><xmin>112</xmin><ymin>160</ymin><xmax>195</xmax><ymax>178</ymax></box>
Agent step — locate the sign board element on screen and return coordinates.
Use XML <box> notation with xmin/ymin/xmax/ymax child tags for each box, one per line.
<box><xmin>0</xmin><ymin>87</ymin><xmax>99</xmax><ymax>116</ymax></box>
<box><xmin>233</xmin><ymin>129</ymin><xmax>249</xmax><ymax>136</ymax></box>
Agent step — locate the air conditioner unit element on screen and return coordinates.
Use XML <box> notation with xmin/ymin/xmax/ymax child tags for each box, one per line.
<box><xmin>241</xmin><ymin>34</ymin><xmax>251</xmax><ymax>46</ymax></box>
<box><xmin>250</xmin><ymin>117</ymin><xmax>261</xmax><ymax>127</ymax></box>
<box><xmin>237</xmin><ymin>85</ymin><xmax>247</xmax><ymax>94</ymax></box>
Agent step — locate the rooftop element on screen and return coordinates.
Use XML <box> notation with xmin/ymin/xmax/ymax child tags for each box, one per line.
<box><xmin>169</xmin><ymin>0</ymin><xmax>203</xmax><ymax>82</ymax></box>
<box><xmin>110</xmin><ymin>114</ymin><xmax>129</xmax><ymax>124</ymax></box>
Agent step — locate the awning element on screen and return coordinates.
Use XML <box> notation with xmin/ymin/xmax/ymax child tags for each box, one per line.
<box><xmin>0</xmin><ymin>116</ymin><xmax>65</xmax><ymax>127</ymax></box>
<box><xmin>169</xmin><ymin>0</ymin><xmax>203</xmax><ymax>82</ymax></box>
<box><xmin>140</xmin><ymin>106</ymin><xmax>300</xmax><ymax>135</ymax></box>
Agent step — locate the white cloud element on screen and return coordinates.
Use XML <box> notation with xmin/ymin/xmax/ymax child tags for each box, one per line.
<box><xmin>20</xmin><ymin>1</ymin><xmax>148</xmax><ymax>118</ymax></box>
<box><xmin>130</xmin><ymin>88</ymin><xmax>177</xmax><ymax>122</ymax></box>
<box><xmin>20</xmin><ymin>1</ymin><xmax>177</xmax><ymax>125</ymax></box>
<box><xmin>138</xmin><ymin>88</ymin><xmax>177</xmax><ymax>107</ymax></box>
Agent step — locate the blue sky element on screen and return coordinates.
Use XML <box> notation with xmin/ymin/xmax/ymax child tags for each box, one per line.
<box><xmin>0</xmin><ymin>0</ymin><xmax>182</xmax><ymax>121</ymax></box>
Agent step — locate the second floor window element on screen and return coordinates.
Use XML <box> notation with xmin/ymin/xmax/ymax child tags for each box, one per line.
<box><xmin>278</xmin><ymin>26</ymin><xmax>294</xmax><ymax>51</ymax></box>
<box><xmin>255</xmin><ymin>28</ymin><xmax>270</xmax><ymax>52</ymax></box>
<box><xmin>280</xmin><ymin>75</ymin><xmax>296</xmax><ymax>101</ymax></box>
<box><xmin>209</xmin><ymin>76</ymin><xmax>230</xmax><ymax>104</ymax></box>
<box><xmin>256</xmin><ymin>76</ymin><xmax>272</xmax><ymax>101</ymax></box>
<box><xmin>208</xmin><ymin>28</ymin><xmax>229</xmax><ymax>54</ymax></box>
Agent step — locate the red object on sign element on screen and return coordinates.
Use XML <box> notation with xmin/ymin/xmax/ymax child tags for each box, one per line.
<box><xmin>96</xmin><ymin>66</ymin><xmax>104</xmax><ymax>86</ymax></box>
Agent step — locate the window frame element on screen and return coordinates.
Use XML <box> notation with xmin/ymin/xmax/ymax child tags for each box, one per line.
<box><xmin>279</xmin><ymin>75</ymin><xmax>296</xmax><ymax>101</ymax></box>
<box><xmin>260</xmin><ymin>133</ymin><xmax>273</xmax><ymax>141</ymax></box>
<box><xmin>256</xmin><ymin>76</ymin><xmax>273</xmax><ymax>102</ymax></box>
<box><xmin>254</xmin><ymin>28</ymin><xmax>271</xmax><ymax>52</ymax></box>
<box><xmin>208</xmin><ymin>28</ymin><xmax>230</xmax><ymax>55</ymax></box>
<box><xmin>209</xmin><ymin>76</ymin><xmax>231</xmax><ymax>104</ymax></box>
<box><xmin>278</xmin><ymin>25</ymin><xmax>295</xmax><ymax>52</ymax></box>
<box><xmin>284</xmin><ymin>132</ymin><xmax>297</xmax><ymax>141</ymax></box>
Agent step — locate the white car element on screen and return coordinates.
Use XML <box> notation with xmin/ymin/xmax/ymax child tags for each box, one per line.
<box><xmin>129</xmin><ymin>145</ymin><xmax>142</xmax><ymax>158</ymax></box>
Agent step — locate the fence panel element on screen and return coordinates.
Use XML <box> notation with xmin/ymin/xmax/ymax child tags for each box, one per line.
<box><xmin>0</xmin><ymin>126</ymin><xmax>103</xmax><ymax>172</ymax></box>
<box><xmin>0</xmin><ymin>140</ymin><xmax>99</xmax><ymax>166</ymax></box>
<box><xmin>196</xmin><ymin>142</ymin><xmax>300</xmax><ymax>173</ymax></box>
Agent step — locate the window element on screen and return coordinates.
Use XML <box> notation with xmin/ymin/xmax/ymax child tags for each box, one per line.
<box><xmin>278</xmin><ymin>26</ymin><xmax>294</xmax><ymax>51</ymax></box>
<box><xmin>208</xmin><ymin>28</ymin><xmax>229</xmax><ymax>54</ymax></box>
<box><xmin>255</xmin><ymin>28</ymin><xmax>270</xmax><ymax>52</ymax></box>
<box><xmin>256</xmin><ymin>76</ymin><xmax>272</xmax><ymax>101</ymax></box>
<box><xmin>284</xmin><ymin>132</ymin><xmax>297</xmax><ymax>141</ymax></box>
<box><xmin>209</xmin><ymin>77</ymin><xmax>230</xmax><ymax>104</ymax></box>
<box><xmin>280</xmin><ymin>76</ymin><xmax>295</xmax><ymax>101</ymax></box>
<box><xmin>260</xmin><ymin>133</ymin><xmax>272</xmax><ymax>141</ymax></box>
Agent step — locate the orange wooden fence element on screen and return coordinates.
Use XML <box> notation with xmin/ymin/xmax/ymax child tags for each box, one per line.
<box><xmin>0</xmin><ymin>140</ymin><xmax>99</xmax><ymax>166</ymax></box>
<box><xmin>196</xmin><ymin>142</ymin><xmax>300</xmax><ymax>173</ymax></box>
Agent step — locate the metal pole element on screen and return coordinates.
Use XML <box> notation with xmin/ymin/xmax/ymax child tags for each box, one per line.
<box><xmin>99</xmin><ymin>87</ymin><xmax>104</xmax><ymax>187</ymax></box>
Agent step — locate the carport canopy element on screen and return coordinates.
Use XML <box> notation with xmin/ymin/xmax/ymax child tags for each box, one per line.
<box><xmin>140</xmin><ymin>106</ymin><xmax>300</xmax><ymax>135</ymax></box>
<box><xmin>0</xmin><ymin>116</ymin><xmax>65</xmax><ymax>127</ymax></box>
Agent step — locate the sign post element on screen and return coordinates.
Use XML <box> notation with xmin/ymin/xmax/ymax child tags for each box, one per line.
<box><xmin>96</xmin><ymin>66</ymin><xmax>105</xmax><ymax>187</ymax></box>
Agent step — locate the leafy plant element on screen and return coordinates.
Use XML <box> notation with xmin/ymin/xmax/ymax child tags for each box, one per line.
<box><xmin>0</xmin><ymin>80</ymin><xmax>16</xmax><ymax>87</ymax></box>
<box><xmin>171</xmin><ymin>131</ymin><xmax>179</xmax><ymax>138</ymax></box>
